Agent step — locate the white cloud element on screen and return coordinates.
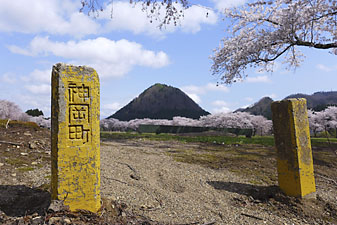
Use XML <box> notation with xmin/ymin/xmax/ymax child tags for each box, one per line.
<box><xmin>16</xmin><ymin>93</ymin><xmax>51</xmax><ymax>116</ymax></box>
<box><xmin>100</xmin><ymin>2</ymin><xmax>217</xmax><ymax>37</ymax></box>
<box><xmin>186</xmin><ymin>93</ymin><xmax>201</xmax><ymax>104</ymax></box>
<box><xmin>1</xmin><ymin>73</ymin><xmax>17</xmax><ymax>84</ymax></box>
<box><xmin>246</xmin><ymin>75</ymin><xmax>271</xmax><ymax>83</ymax></box>
<box><xmin>22</xmin><ymin>69</ymin><xmax>51</xmax><ymax>84</ymax></box>
<box><xmin>181</xmin><ymin>82</ymin><xmax>229</xmax><ymax>95</ymax></box>
<box><xmin>212</xmin><ymin>106</ymin><xmax>231</xmax><ymax>113</ymax></box>
<box><xmin>211</xmin><ymin>0</ymin><xmax>246</xmax><ymax>11</ymax></box>
<box><xmin>212</xmin><ymin>100</ymin><xmax>227</xmax><ymax>107</ymax></box>
<box><xmin>6</xmin><ymin>68</ymin><xmax>52</xmax><ymax>113</ymax></box>
<box><xmin>180</xmin><ymin>4</ymin><xmax>218</xmax><ymax>33</ymax></box>
<box><xmin>270</xmin><ymin>94</ymin><xmax>277</xmax><ymax>99</ymax></box>
<box><xmin>100</xmin><ymin>2</ymin><xmax>159</xmax><ymax>36</ymax></box>
<box><xmin>316</xmin><ymin>64</ymin><xmax>337</xmax><ymax>72</ymax></box>
<box><xmin>205</xmin><ymin>83</ymin><xmax>229</xmax><ymax>92</ymax></box>
<box><xmin>101</xmin><ymin>102</ymin><xmax>123</xmax><ymax>118</ymax></box>
<box><xmin>103</xmin><ymin>103</ymin><xmax>122</xmax><ymax>111</ymax></box>
<box><xmin>244</xmin><ymin>97</ymin><xmax>253</xmax><ymax>102</ymax></box>
<box><xmin>25</xmin><ymin>84</ymin><xmax>50</xmax><ymax>94</ymax></box>
<box><xmin>211</xmin><ymin>100</ymin><xmax>231</xmax><ymax>113</ymax></box>
<box><xmin>264</xmin><ymin>93</ymin><xmax>277</xmax><ymax>99</ymax></box>
<box><xmin>182</xmin><ymin>85</ymin><xmax>205</xmax><ymax>94</ymax></box>
<box><xmin>20</xmin><ymin>69</ymin><xmax>51</xmax><ymax>95</ymax></box>
<box><xmin>239</xmin><ymin>104</ymin><xmax>252</xmax><ymax>109</ymax></box>
<box><xmin>0</xmin><ymin>0</ymin><xmax>217</xmax><ymax>37</ymax></box>
<box><xmin>8</xmin><ymin>36</ymin><xmax>170</xmax><ymax>78</ymax></box>
<box><xmin>0</xmin><ymin>0</ymin><xmax>99</xmax><ymax>37</ymax></box>
<box><xmin>181</xmin><ymin>83</ymin><xmax>229</xmax><ymax>106</ymax></box>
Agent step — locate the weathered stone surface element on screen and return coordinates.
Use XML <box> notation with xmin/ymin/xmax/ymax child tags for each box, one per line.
<box><xmin>271</xmin><ymin>98</ymin><xmax>316</xmax><ymax>198</ymax></box>
<box><xmin>51</xmin><ymin>63</ymin><xmax>100</xmax><ymax>212</ymax></box>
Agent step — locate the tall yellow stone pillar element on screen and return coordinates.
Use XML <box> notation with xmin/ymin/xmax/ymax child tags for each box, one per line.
<box><xmin>51</xmin><ymin>63</ymin><xmax>101</xmax><ymax>212</ymax></box>
<box><xmin>271</xmin><ymin>98</ymin><xmax>316</xmax><ymax>198</ymax></box>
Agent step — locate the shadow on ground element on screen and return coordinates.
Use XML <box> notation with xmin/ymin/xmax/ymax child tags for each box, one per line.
<box><xmin>206</xmin><ymin>181</ymin><xmax>279</xmax><ymax>201</ymax></box>
<box><xmin>0</xmin><ymin>185</ymin><xmax>51</xmax><ymax>216</ymax></box>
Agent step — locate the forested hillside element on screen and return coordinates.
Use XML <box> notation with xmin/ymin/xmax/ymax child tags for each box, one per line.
<box><xmin>236</xmin><ymin>91</ymin><xmax>337</xmax><ymax>119</ymax></box>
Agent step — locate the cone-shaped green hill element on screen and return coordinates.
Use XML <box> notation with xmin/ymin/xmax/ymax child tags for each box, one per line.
<box><xmin>108</xmin><ymin>83</ymin><xmax>210</xmax><ymax>121</ymax></box>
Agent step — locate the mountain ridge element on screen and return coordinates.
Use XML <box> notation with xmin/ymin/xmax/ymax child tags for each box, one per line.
<box><xmin>235</xmin><ymin>97</ymin><xmax>274</xmax><ymax>119</ymax></box>
<box><xmin>236</xmin><ymin>91</ymin><xmax>337</xmax><ymax>119</ymax></box>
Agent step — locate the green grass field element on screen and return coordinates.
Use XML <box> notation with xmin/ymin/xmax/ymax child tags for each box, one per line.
<box><xmin>101</xmin><ymin>131</ymin><xmax>337</xmax><ymax>147</ymax></box>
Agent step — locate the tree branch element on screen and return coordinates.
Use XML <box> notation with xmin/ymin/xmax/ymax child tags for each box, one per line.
<box><xmin>259</xmin><ymin>18</ymin><xmax>281</xmax><ymax>26</ymax></box>
<box><xmin>307</xmin><ymin>10</ymin><xmax>337</xmax><ymax>22</ymax></box>
<box><xmin>255</xmin><ymin>44</ymin><xmax>294</xmax><ymax>63</ymax></box>
<box><xmin>294</xmin><ymin>40</ymin><xmax>337</xmax><ymax>49</ymax></box>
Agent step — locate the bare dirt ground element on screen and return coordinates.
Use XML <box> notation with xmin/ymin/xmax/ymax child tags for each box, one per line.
<box><xmin>0</xmin><ymin>124</ymin><xmax>336</xmax><ymax>224</ymax></box>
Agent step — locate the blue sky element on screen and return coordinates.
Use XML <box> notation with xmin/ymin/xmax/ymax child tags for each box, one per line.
<box><xmin>0</xmin><ymin>0</ymin><xmax>336</xmax><ymax>118</ymax></box>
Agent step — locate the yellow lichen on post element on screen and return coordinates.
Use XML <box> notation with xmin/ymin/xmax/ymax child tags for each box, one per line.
<box><xmin>51</xmin><ymin>63</ymin><xmax>100</xmax><ymax>212</ymax></box>
<box><xmin>271</xmin><ymin>98</ymin><xmax>316</xmax><ymax>198</ymax></box>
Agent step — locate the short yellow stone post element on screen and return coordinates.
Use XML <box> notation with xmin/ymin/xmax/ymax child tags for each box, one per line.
<box><xmin>51</xmin><ymin>63</ymin><xmax>101</xmax><ymax>212</ymax></box>
<box><xmin>271</xmin><ymin>98</ymin><xmax>316</xmax><ymax>198</ymax></box>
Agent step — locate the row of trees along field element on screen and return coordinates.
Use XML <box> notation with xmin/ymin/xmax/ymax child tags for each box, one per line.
<box><xmin>100</xmin><ymin>113</ymin><xmax>273</xmax><ymax>136</ymax></box>
<box><xmin>101</xmin><ymin>106</ymin><xmax>337</xmax><ymax>137</ymax></box>
<box><xmin>3</xmin><ymin>99</ymin><xmax>337</xmax><ymax>137</ymax></box>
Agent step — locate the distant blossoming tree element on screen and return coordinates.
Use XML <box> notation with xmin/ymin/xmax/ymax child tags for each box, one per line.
<box><xmin>307</xmin><ymin>106</ymin><xmax>337</xmax><ymax>137</ymax></box>
<box><xmin>172</xmin><ymin>116</ymin><xmax>201</xmax><ymax>127</ymax></box>
<box><xmin>101</xmin><ymin>112</ymin><xmax>273</xmax><ymax>135</ymax></box>
<box><xmin>307</xmin><ymin>109</ymin><xmax>324</xmax><ymax>137</ymax></box>
<box><xmin>100</xmin><ymin>118</ymin><xmax>129</xmax><ymax>131</ymax></box>
<box><xmin>199</xmin><ymin>112</ymin><xmax>254</xmax><ymax>129</ymax></box>
<box><xmin>0</xmin><ymin>99</ymin><xmax>50</xmax><ymax>128</ymax></box>
<box><xmin>199</xmin><ymin>112</ymin><xmax>273</xmax><ymax>135</ymax></box>
<box><xmin>0</xmin><ymin>100</ymin><xmax>29</xmax><ymax>121</ymax></box>
<box><xmin>321</xmin><ymin>106</ymin><xmax>337</xmax><ymax>137</ymax></box>
<box><xmin>29</xmin><ymin>115</ymin><xmax>51</xmax><ymax>129</ymax></box>
<box><xmin>100</xmin><ymin>118</ymin><xmax>173</xmax><ymax>131</ymax></box>
<box><xmin>250</xmin><ymin>114</ymin><xmax>273</xmax><ymax>136</ymax></box>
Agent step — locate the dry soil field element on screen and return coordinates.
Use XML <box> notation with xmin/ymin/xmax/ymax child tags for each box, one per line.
<box><xmin>0</xmin><ymin>123</ymin><xmax>336</xmax><ymax>224</ymax></box>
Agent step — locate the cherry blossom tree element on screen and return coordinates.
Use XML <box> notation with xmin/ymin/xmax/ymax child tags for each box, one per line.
<box><xmin>29</xmin><ymin>115</ymin><xmax>51</xmax><ymax>129</ymax></box>
<box><xmin>127</xmin><ymin>118</ymin><xmax>172</xmax><ymax>130</ymax></box>
<box><xmin>100</xmin><ymin>118</ymin><xmax>129</xmax><ymax>131</ymax></box>
<box><xmin>0</xmin><ymin>99</ymin><xmax>51</xmax><ymax>128</ymax></box>
<box><xmin>307</xmin><ymin>109</ymin><xmax>324</xmax><ymax>137</ymax></box>
<box><xmin>81</xmin><ymin>0</ymin><xmax>336</xmax><ymax>84</ymax></box>
<box><xmin>211</xmin><ymin>0</ymin><xmax>337</xmax><ymax>84</ymax></box>
<box><xmin>199</xmin><ymin>112</ymin><xmax>273</xmax><ymax>135</ymax></box>
<box><xmin>307</xmin><ymin>106</ymin><xmax>337</xmax><ymax>137</ymax></box>
<box><xmin>199</xmin><ymin>112</ymin><xmax>254</xmax><ymax>129</ymax></box>
<box><xmin>101</xmin><ymin>112</ymin><xmax>272</xmax><ymax>136</ymax></box>
<box><xmin>172</xmin><ymin>116</ymin><xmax>201</xmax><ymax>127</ymax></box>
<box><xmin>100</xmin><ymin>117</ymin><xmax>174</xmax><ymax>131</ymax></box>
<box><xmin>321</xmin><ymin>106</ymin><xmax>337</xmax><ymax>137</ymax></box>
<box><xmin>0</xmin><ymin>100</ymin><xmax>29</xmax><ymax>121</ymax></box>
<box><xmin>250</xmin><ymin>114</ymin><xmax>273</xmax><ymax>136</ymax></box>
